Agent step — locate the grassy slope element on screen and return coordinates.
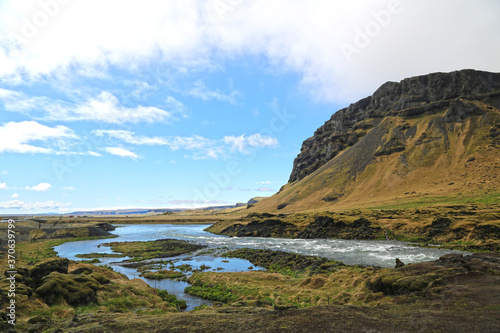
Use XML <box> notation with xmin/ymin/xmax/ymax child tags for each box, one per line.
<box><xmin>251</xmin><ymin>103</ymin><xmax>500</xmax><ymax>213</ymax></box>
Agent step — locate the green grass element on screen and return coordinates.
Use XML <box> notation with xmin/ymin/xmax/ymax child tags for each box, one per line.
<box><xmin>157</xmin><ymin>290</ymin><xmax>187</xmax><ymax>309</ymax></box>
<box><xmin>367</xmin><ymin>192</ymin><xmax>500</xmax><ymax>210</ymax></box>
<box><xmin>75</xmin><ymin>252</ymin><xmax>126</xmax><ymax>258</ymax></box>
<box><xmin>18</xmin><ymin>235</ymin><xmax>117</xmax><ymax>265</ymax></box>
<box><xmin>185</xmin><ymin>278</ymin><xmax>237</xmax><ymax>303</ymax></box>
<box><xmin>142</xmin><ymin>269</ymin><xmax>184</xmax><ymax>280</ymax></box>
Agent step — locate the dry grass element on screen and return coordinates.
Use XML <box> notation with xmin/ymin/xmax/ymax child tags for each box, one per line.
<box><xmin>188</xmin><ymin>266</ymin><xmax>391</xmax><ymax>308</ymax></box>
<box><xmin>247</xmin><ymin>109</ymin><xmax>500</xmax><ymax>213</ymax></box>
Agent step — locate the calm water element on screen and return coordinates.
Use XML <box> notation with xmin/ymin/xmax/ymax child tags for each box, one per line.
<box><xmin>54</xmin><ymin>223</ymin><xmax>468</xmax><ymax>310</ymax></box>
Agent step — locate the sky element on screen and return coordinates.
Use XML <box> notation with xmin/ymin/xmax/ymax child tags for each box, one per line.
<box><xmin>0</xmin><ymin>0</ymin><xmax>499</xmax><ymax>214</ymax></box>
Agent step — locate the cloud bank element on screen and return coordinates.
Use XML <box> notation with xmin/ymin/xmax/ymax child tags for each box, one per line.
<box><xmin>0</xmin><ymin>0</ymin><xmax>498</xmax><ymax>103</ymax></box>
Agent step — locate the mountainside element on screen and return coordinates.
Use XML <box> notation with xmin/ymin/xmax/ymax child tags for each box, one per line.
<box><xmin>254</xmin><ymin>69</ymin><xmax>500</xmax><ymax>212</ymax></box>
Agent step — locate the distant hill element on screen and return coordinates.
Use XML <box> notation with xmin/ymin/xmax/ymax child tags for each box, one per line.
<box><xmin>65</xmin><ymin>205</ymin><xmax>239</xmax><ymax>216</ymax></box>
<box><xmin>252</xmin><ymin>69</ymin><xmax>500</xmax><ymax>212</ymax></box>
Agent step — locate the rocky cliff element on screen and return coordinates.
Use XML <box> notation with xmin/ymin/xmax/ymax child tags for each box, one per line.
<box><xmin>253</xmin><ymin>69</ymin><xmax>500</xmax><ymax>212</ymax></box>
<box><xmin>289</xmin><ymin>70</ymin><xmax>500</xmax><ymax>183</ymax></box>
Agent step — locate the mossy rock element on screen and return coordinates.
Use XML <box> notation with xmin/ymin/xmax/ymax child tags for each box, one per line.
<box><xmin>89</xmin><ymin>272</ymin><xmax>110</xmax><ymax>285</ymax></box>
<box><xmin>35</xmin><ymin>272</ymin><xmax>101</xmax><ymax>306</ymax></box>
<box><xmin>29</xmin><ymin>258</ymin><xmax>69</xmax><ymax>287</ymax></box>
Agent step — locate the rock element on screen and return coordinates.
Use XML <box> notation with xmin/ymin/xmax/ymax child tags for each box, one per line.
<box><xmin>29</xmin><ymin>258</ymin><xmax>69</xmax><ymax>287</ymax></box>
<box><xmin>297</xmin><ymin>216</ymin><xmax>379</xmax><ymax>240</ymax></box>
<box><xmin>368</xmin><ymin>253</ymin><xmax>500</xmax><ymax>296</ymax></box>
<box><xmin>395</xmin><ymin>258</ymin><xmax>405</xmax><ymax>268</ymax></box>
<box><xmin>427</xmin><ymin>217</ymin><xmax>453</xmax><ymax>238</ymax></box>
<box><xmin>247</xmin><ymin>197</ymin><xmax>259</xmax><ymax>205</ymax></box>
<box><xmin>288</xmin><ymin>70</ymin><xmax>500</xmax><ymax>183</ymax></box>
<box><xmin>475</xmin><ymin>224</ymin><xmax>500</xmax><ymax>240</ymax></box>
<box><xmin>28</xmin><ymin>316</ymin><xmax>50</xmax><ymax>324</ymax></box>
<box><xmin>220</xmin><ymin>219</ymin><xmax>297</xmax><ymax>237</ymax></box>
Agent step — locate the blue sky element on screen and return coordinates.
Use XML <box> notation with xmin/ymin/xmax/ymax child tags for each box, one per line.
<box><xmin>0</xmin><ymin>0</ymin><xmax>499</xmax><ymax>214</ymax></box>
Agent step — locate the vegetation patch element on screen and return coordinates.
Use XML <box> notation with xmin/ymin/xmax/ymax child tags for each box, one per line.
<box><xmin>75</xmin><ymin>252</ymin><xmax>126</xmax><ymax>258</ymax></box>
<box><xmin>142</xmin><ymin>269</ymin><xmax>185</xmax><ymax>280</ymax></box>
<box><xmin>185</xmin><ymin>277</ymin><xmax>238</xmax><ymax>303</ymax></box>
<box><xmin>102</xmin><ymin>239</ymin><xmax>207</xmax><ymax>262</ymax></box>
<box><xmin>157</xmin><ymin>290</ymin><xmax>187</xmax><ymax>310</ymax></box>
<box><xmin>223</xmin><ymin>248</ymin><xmax>345</xmax><ymax>276</ymax></box>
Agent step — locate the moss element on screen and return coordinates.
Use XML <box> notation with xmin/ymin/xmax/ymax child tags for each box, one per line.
<box><xmin>142</xmin><ymin>270</ymin><xmax>184</xmax><ymax>280</ymax></box>
<box><xmin>102</xmin><ymin>239</ymin><xmax>206</xmax><ymax>262</ymax></box>
<box><xmin>35</xmin><ymin>272</ymin><xmax>101</xmax><ymax>307</ymax></box>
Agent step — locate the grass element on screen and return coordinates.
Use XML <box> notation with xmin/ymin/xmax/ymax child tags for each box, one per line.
<box><xmin>157</xmin><ymin>290</ymin><xmax>187</xmax><ymax>309</ymax></box>
<box><xmin>185</xmin><ymin>276</ymin><xmax>238</xmax><ymax>303</ymax></box>
<box><xmin>16</xmin><ymin>235</ymin><xmax>117</xmax><ymax>265</ymax></box>
<box><xmin>102</xmin><ymin>239</ymin><xmax>206</xmax><ymax>262</ymax></box>
<box><xmin>184</xmin><ymin>267</ymin><xmax>389</xmax><ymax>308</ymax></box>
<box><xmin>367</xmin><ymin>192</ymin><xmax>500</xmax><ymax>210</ymax></box>
<box><xmin>142</xmin><ymin>269</ymin><xmax>185</xmax><ymax>280</ymax></box>
<box><xmin>75</xmin><ymin>252</ymin><xmax>126</xmax><ymax>258</ymax></box>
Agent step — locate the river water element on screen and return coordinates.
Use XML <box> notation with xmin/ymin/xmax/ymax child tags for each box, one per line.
<box><xmin>54</xmin><ymin>223</ymin><xmax>468</xmax><ymax>310</ymax></box>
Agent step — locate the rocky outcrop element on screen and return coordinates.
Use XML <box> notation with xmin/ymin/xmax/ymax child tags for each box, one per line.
<box><xmin>225</xmin><ymin>248</ymin><xmax>345</xmax><ymax>274</ymax></box>
<box><xmin>1</xmin><ymin>258</ymin><xmax>110</xmax><ymax>309</ymax></box>
<box><xmin>297</xmin><ymin>216</ymin><xmax>381</xmax><ymax>239</ymax></box>
<box><xmin>289</xmin><ymin>70</ymin><xmax>500</xmax><ymax>183</ymax></box>
<box><xmin>35</xmin><ymin>271</ymin><xmax>109</xmax><ymax>306</ymax></box>
<box><xmin>221</xmin><ymin>219</ymin><xmax>298</xmax><ymax>237</ymax></box>
<box><xmin>29</xmin><ymin>258</ymin><xmax>69</xmax><ymax>287</ymax></box>
<box><xmin>368</xmin><ymin>253</ymin><xmax>500</xmax><ymax>296</ymax></box>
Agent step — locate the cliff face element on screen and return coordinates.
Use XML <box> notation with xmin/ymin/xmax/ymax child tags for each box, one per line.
<box><xmin>253</xmin><ymin>69</ymin><xmax>500</xmax><ymax>212</ymax></box>
<box><xmin>289</xmin><ymin>70</ymin><xmax>500</xmax><ymax>183</ymax></box>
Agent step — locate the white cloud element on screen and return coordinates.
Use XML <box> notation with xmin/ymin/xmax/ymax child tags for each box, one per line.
<box><xmin>256</xmin><ymin>181</ymin><xmax>271</xmax><ymax>184</ymax></box>
<box><xmin>26</xmin><ymin>182</ymin><xmax>52</xmax><ymax>192</ymax></box>
<box><xmin>69</xmin><ymin>92</ymin><xmax>183</xmax><ymax>124</ymax></box>
<box><xmin>87</xmin><ymin>151</ymin><xmax>102</xmax><ymax>157</ymax></box>
<box><xmin>256</xmin><ymin>187</ymin><xmax>275</xmax><ymax>192</ymax></box>
<box><xmin>103</xmin><ymin>147</ymin><xmax>139</xmax><ymax>160</ymax></box>
<box><xmin>1</xmin><ymin>170</ymin><xmax>8</xmax><ymax>175</ymax></box>
<box><xmin>0</xmin><ymin>200</ymin><xmax>71</xmax><ymax>210</ymax></box>
<box><xmin>0</xmin><ymin>89</ymin><xmax>186</xmax><ymax>124</ymax></box>
<box><xmin>63</xmin><ymin>186</ymin><xmax>75</xmax><ymax>191</ymax></box>
<box><xmin>224</xmin><ymin>133</ymin><xmax>278</xmax><ymax>153</ymax></box>
<box><xmin>0</xmin><ymin>1</ymin><xmax>498</xmax><ymax>102</ymax></box>
<box><xmin>167</xmin><ymin>199</ymin><xmax>229</xmax><ymax>208</ymax></box>
<box><xmin>238</xmin><ymin>187</ymin><xmax>276</xmax><ymax>192</ymax></box>
<box><xmin>94</xmin><ymin>130</ymin><xmax>169</xmax><ymax>145</ymax></box>
<box><xmin>11</xmin><ymin>193</ymin><xmax>19</xmax><ymax>198</ymax></box>
<box><xmin>188</xmin><ymin>79</ymin><xmax>240</xmax><ymax>103</ymax></box>
<box><xmin>0</xmin><ymin>121</ymin><xmax>77</xmax><ymax>154</ymax></box>
<box><xmin>0</xmin><ymin>182</ymin><xmax>8</xmax><ymax>189</ymax></box>
<box><xmin>95</xmin><ymin>130</ymin><xmax>278</xmax><ymax>159</ymax></box>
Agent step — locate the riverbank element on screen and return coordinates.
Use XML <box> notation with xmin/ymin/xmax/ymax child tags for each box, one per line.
<box><xmin>2</xmin><ymin>235</ymin><xmax>499</xmax><ymax>332</ymax></box>
<box><xmin>206</xmin><ymin>203</ymin><xmax>500</xmax><ymax>253</ymax></box>
<box><xmin>1</xmin><ymin>215</ymin><xmax>500</xmax><ymax>331</ymax></box>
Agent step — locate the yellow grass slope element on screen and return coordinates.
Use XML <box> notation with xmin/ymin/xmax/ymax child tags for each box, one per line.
<box><xmin>253</xmin><ymin>98</ymin><xmax>500</xmax><ymax>213</ymax></box>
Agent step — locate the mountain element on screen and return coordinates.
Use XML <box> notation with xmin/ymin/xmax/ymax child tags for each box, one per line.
<box><xmin>253</xmin><ymin>69</ymin><xmax>500</xmax><ymax>212</ymax></box>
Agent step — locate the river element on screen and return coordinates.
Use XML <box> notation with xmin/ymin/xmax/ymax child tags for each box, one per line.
<box><xmin>54</xmin><ymin>223</ymin><xmax>468</xmax><ymax>310</ymax></box>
